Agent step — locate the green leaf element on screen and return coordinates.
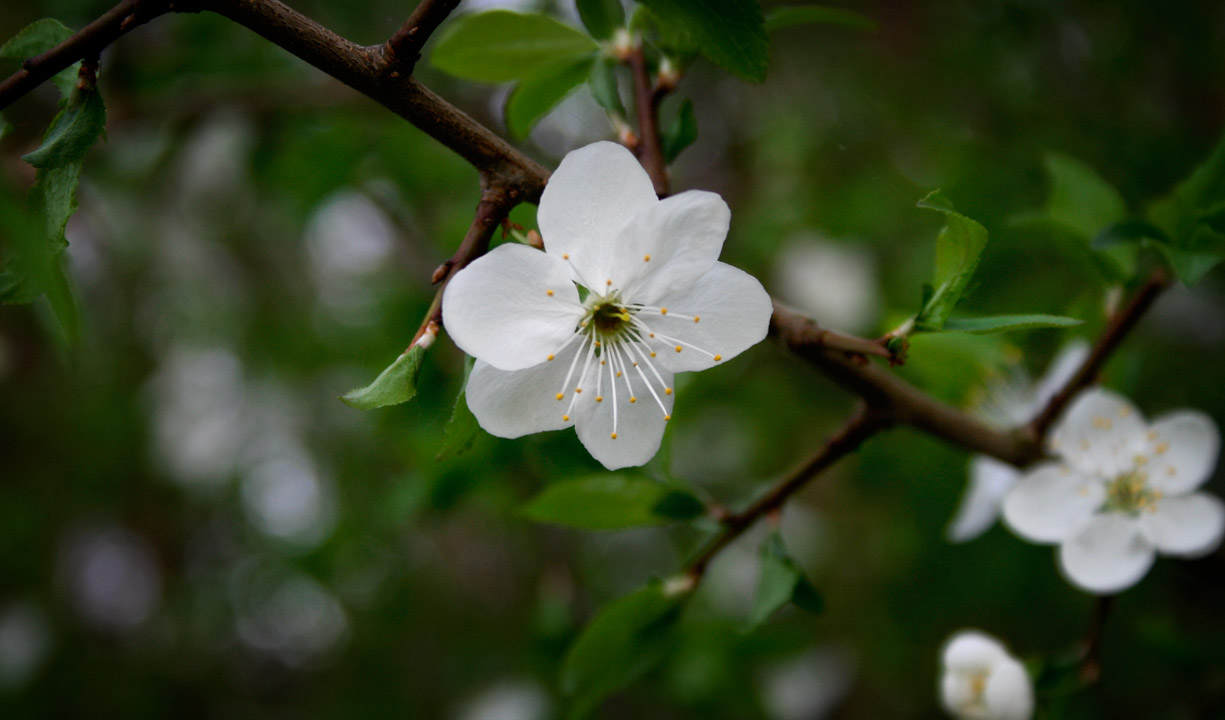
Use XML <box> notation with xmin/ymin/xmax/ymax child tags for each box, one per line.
<box><xmin>747</xmin><ymin>532</ymin><xmax>823</xmax><ymax>630</ymax></box>
<box><xmin>522</xmin><ymin>474</ymin><xmax>705</xmax><ymax>530</ymax></box>
<box><xmin>1156</xmin><ymin>226</ymin><xmax>1225</xmax><ymax>285</ymax></box>
<box><xmin>437</xmin><ymin>357</ymin><xmax>479</xmax><ymax>460</ymax></box>
<box><xmin>661</xmin><ymin>98</ymin><xmax>698</xmax><ymax>164</ymax></box>
<box><xmin>939</xmin><ymin>314</ymin><xmax>1084</xmax><ymax>335</ymax></box>
<box><xmin>577</xmin><ymin>0</ymin><xmax>626</xmax><ymax>40</ymax></box>
<box><xmin>588</xmin><ymin>57</ymin><xmax>626</xmax><ymax>118</ymax></box>
<box><xmin>1043</xmin><ymin>152</ymin><xmax>1127</xmax><ymax>239</ymax></box>
<box><xmin>431</xmin><ymin>11</ymin><xmax>598</xmax><ymax>84</ymax></box>
<box><xmin>764</xmin><ymin>5</ymin><xmax>877</xmax><ymax>32</ymax></box>
<box><xmin>0</xmin><ymin>18</ymin><xmax>77</xmax><ymax>97</ymax></box>
<box><xmin>341</xmin><ymin>344</ymin><xmax>427</xmax><ymax>409</ymax></box>
<box><xmin>505</xmin><ymin>54</ymin><xmax>594</xmax><ymax>138</ymax></box>
<box><xmin>561</xmin><ymin>581</ymin><xmax>686</xmax><ymax>718</ymax></box>
<box><xmin>637</xmin><ymin>0</ymin><xmax>769</xmax><ymax>82</ymax></box>
<box><xmin>913</xmin><ymin>190</ymin><xmax>989</xmax><ymax>331</ymax></box>
<box><xmin>22</xmin><ymin>86</ymin><xmax>107</xmax><ymax>169</ymax></box>
<box><xmin>1147</xmin><ymin>133</ymin><xmax>1225</xmax><ymax>283</ymax></box>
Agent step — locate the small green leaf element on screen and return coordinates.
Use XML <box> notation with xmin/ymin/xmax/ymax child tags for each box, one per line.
<box><xmin>638</xmin><ymin>0</ymin><xmax>769</xmax><ymax>82</ymax></box>
<box><xmin>588</xmin><ymin>57</ymin><xmax>626</xmax><ymax>118</ymax></box>
<box><xmin>938</xmin><ymin>314</ymin><xmax>1083</xmax><ymax>335</ymax></box>
<box><xmin>764</xmin><ymin>5</ymin><xmax>877</xmax><ymax>32</ymax></box>
<box><xmin>561</xmin><ymin>581</ymin><xmax>686</xmax><ymax>718</ymax></box>
<box><xmin>0</xmin><ymin>18</ymin><xmax>77</xmax><ymax>97</ymax></box>
<box><xmin>1156</xmin><ymin>226</ymin><xmax>1225</xmax><ymax>285</ymax></box>
<box><xmin>1043</xmin><ymin>153</ymin><xmax>1127</xmax><ymax>240</ymax></box>
<box><xmin>1146</xmin><ymin>133</ymin><xmax>1225</xmax><ymax>283</ymax></box>
<box><xmin>341</xmin><ymin>344</ymin><xmax>427</xmax><ymax>409</ymax></box>
<box><xmin>914</xmin><ymin>190</ymin><xmax>989</xmax><ymax>332</ymax></box>
<box><xmin>22</xmin><ymin>86</ymin><xmax>107</xmax><ymax>169</ymax></box>
<box><xmin>576</xmin><ymin>0</ymin><xmax>626</xmax><ymax>40</ymax></box>
<box><xmin>431</xmin><ymin>11</ymin><xmax>598</xmax><ymax>84</ymax></box>
<box><xmin>661</xmin><ymin>98</ymin><xmax>698</xmax><ymax>164</ymax></box>
<box><xmin>437</xmin><ymin>357</ymin><xmax>479</xmax><ymax>460</ymax></box>
<box><xmin>747</xmin><ymin>532</ymin><xmax>822</xmax><ymax>630</ymax></box>
<box><xmin>522</xmin><ymin>474</ymin><xmax>704</xmax><ymax>530</ymax></box>
<box><xmin>505</xmin><ymin>54</ymin><xmax>593</xmax><ymax>138</ymax></box>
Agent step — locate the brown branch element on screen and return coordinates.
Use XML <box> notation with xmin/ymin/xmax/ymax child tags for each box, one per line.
<box><xmin>384</xmin><ymin>0</ymin><xmax>462</xmax><ymax>73</ymax></box>
<box><xmin>688</xmin><ymin>404</ymin><xmax>888</xmax><ymax>578</ymax></box>
<box><xmin>624</xmin><ymin>47</ymin><xmax>668</xmax><ymax>196</ymax></box>
<box><xmin>1079</xmin><ymin>595</ymin><xmax>1113</xmax><ymax>684</ymax></box>
<box><xmin>1027</xmin><ymin>267</ymin><xmax>1172</xmax><ymax>440</ymax></box>
<box><xmin>0</xmin><ymin>0</ymin><xmax>169</xmax><ymax>111</ymax></box>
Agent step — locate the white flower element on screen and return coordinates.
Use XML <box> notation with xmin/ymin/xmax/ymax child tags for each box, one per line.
<box><xmin>940</xmin><ymin>630</ymin><xmax>1033</xmax><ymax>720</ymax></box>
<box><xmin>948</xmin><ymin>342</ymin><xmax>1089</xmax><ymax>542</ymax></box>
<box><xmin>441</xmin><ymin>142</ymin><xmax>772</xmax><ymax>470</ymax></box>
<box><xmin>1002</xmin><ymin>388</ymin><xmax>1225</xmax><ymax>594</ymax></box>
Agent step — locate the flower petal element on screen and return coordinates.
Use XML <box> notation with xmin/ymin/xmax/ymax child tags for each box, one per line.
<box><xmin>537</xmin><ymin>141</ymin><xmax>659</xmax><ymax>284</ymax></box>
<box><xmin>639</xmin><ymin>262</ymin><xmax>772</xmax><ymax>373</ymax></box>
<box><xmin>1002</xmin><ymin>463</ymin><xmax>1103</xmax><ymax>544</ymax></box>
<box><xmin>1058</xmin><ymin>514</ymin><xmax>1154</xmax><ymax>594</ymax></box>
<box><xmin>983</xmin><ymin>657</ymin><xmax>1035</xmax><ymax>720</ymax></box>
<box><xmin>1143</xmin><ymin>410</ymin><xmax>1220</xmax><ymax>495</ymax></box>
<box><xmin>465</xmin><ymin>351</ymin><xmax>582</xmax><ymax>439</ymax></box>
<box><xmin>1050</xmin><ymin>388</ymin><xmax>1148</xmax><ymax>478</ymax></box>
<box><xmin>941</xmin><ymin>630</ymin><xmax>1010</xmax><ymax>670</ymax></box>
<box><xmin>572</xmin><ymin>353</ymin><xmax>674</xmax><ymax>470</ymax></box>
<box><xmin>1139</xmin><ymin>492</ymin><xmax>1225</xmax><ymax>557</ymax></box>
<box><xmin>442</xmin><ymin>244</ymin><xmax>585</xmax><ymax>371</ymax></box>
<box><xmin>947</xmin><ymin>455</ymin><xmax>1021</xmax><ymax>543</ymax></box>
<box><xmin>615</xmin><ymin>191</ymin><xmax>731</xmax><ymax>304</ymax></box>
<box><xmin>1030</xmin><ymin>340</ymin><xmax>1090</xmax><ymax>411</ymax></box>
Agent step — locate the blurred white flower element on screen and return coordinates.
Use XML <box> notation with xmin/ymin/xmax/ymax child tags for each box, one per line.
<box><xmin>940</xmin><ymin>630</ymin><xmax>1033</xmax><ymax>720</ymax></box>
<box><xmin>1002</xmin><ymin>388</ymin><xmax>1225</xmax><ymax>594</ymax></box>
<box><xmin>232</xmin><ymin>563</ymin><xmax>348</xmax><ymax>667</ymax></box>
<box><xmin>760</xmin><ymin>647</ymin><xmax>855</xmax><ymax>720</ymax></box>
<box><xmin>58</xmin><ymin>525</ymin><xmax>162</xmax><ymax>633</ymax></box>
<box><xmin>0</xmin><ymin>602</ymin><xmax>52</xmax><ymax>690</ymax></box>
<box><xmin>453</xmin><ymin>680</ymin><xmax>551</xmax><ymax>720</ymax></box>
<box><xmin>948</xmin><ymin>342</ymin><xmax>1089</xmax><ymax>542</ymax></box>
<box><xmin>772</xmin><ymin>236</ymin><xmax>880</xmax><ymax>334</ymax></box>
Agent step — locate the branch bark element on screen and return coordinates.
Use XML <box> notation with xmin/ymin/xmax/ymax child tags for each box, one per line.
<box><xmin>385</xmin><ymin>0</ymin><xmax>462</xmax><ymax>72</ymax></box>
<box><xmin>625</xmin><ymin>46</ymin><xmax>668</xmax><ymax>196</ymax></box>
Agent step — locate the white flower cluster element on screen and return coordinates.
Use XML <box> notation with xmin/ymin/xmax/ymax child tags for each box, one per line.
<box><xmin>940</xmin><ymin>630</ymin><xmax>1033</xmax><ymax>720</ymax></box>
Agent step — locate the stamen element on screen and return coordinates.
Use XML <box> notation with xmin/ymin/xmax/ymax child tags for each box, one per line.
<box><xmin>625</xmin><ymin>337</ymin><xmax>670</xmax><ymax>395</ymax></box>
<box><xmin>546</xmin><ymin>289</ymin><xmax>554</xmax><ymax>296</ymax></box>
<box><xmin>660</xmin><ymin>308</ymin><xmax>668</xmax><ymax>315</ymax></box>
<box><xmin>626</xmin><ymin>342</ymin><xmax>670</xmax><ymax>418</ymax></box>
<box><xmin>547</xmin><ymin>354</ymin><xmax>554</xmax><ymax>361</ymax></box>
<box><xmin>632</xmin><ymin>318</ymin><xmax>722</xmax><ymax>361</ymax></box>
<box><xmin>611</xmin><ymin>343</ymin><xmax>636</xmax><ymax>404</ymax></box>
<box><xmin>643</xmin><ymin>254</ymin><xmax>651</xmax><ymax>261</ymax></box>
<box><xmin>559</xmin><ymin>335</ymin><xmax>596</xmax><ymax>409</ymax></box>
<box><xmin>693</xmin><ymin>316</ymin><xmax>700</xmax><ymax>323</ymax></box>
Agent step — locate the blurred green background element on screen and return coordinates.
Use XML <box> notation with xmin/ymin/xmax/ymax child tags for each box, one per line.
<box><xmin>2</xmin><ymin>0</ymin><xmax>1225</xmax><ymax>718</ymax></box>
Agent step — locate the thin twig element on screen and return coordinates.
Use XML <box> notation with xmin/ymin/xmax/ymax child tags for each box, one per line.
<box><xmin>384</xmin><ymin>0</ymin><xmax>462</xmax><ymax>73</ymax></box>
<box><xmin>624</xmin><ymin>46</ymin><xmax>668</xmax><ymax>196</ymax></box>
<box><xmin>1079</xmin><ymin>595</ymin><xmax>1113</xmax><ymax>684</ymax></box>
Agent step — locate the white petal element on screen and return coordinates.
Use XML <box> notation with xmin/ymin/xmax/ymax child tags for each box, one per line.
<box><xmin>983</xmin><ymin>657</ymin><xmax>1035</xmax><ymax>720</ymax></box>
<box><xmin>442</xmin><ymin>244</ymin><xmax>585</xmax><ymax>371</ymax></box>
<box><xmin>942</xmin><ymin>630</ymin><xmax>1010</xmax><ymax>670</ymax></box>
<box><xmin>1139</xmin><ymin>492</ymin><xmax>1225</xmax><ymax>557</ymax></box>
<box><xmin>947</xmin><ymin>456</ymin><xmax>1021</xmax><ymax>543</ymax></box>
<box><xmin>573</xmin><ymin>359</ymin><xmax>674</xmax><ymax>470</ymax></box>
<box><xmin>1058</xmin><ymin>514</ymin><xmax>1154</xmax><ymax>594</ymax></box>
<box><xmin>1029</xmin><ymin>340</ymin><xmax>1090</xmax><ymax>411</ymax></box>
<box><xmin>1050</xmin><ymin>388</ymin><xmax>1148</xmax><ymax>478</ymax></box>
<box><xmin>639</xmin><ymin>262</ymin><xmax>772</xmax><ymax>373</ymax></box>
<box><xmin>616</xmin><ymin>191</ymin><xmax>730</xmax><ymax>304</ymax></box>
<box><xmin>1143</xmin><ymin>411</ymin><xmax>1220</xmax><ymax>495</ymax></box>
<box><xmin>537</xmin><ymin>141</ymin><xmax>659</xmax><ymax>284</ymax></box>
<box><xmin>465</xmin><ymin>351</ymin><xmax>579</xmax><ymax>439</ymax></box>
<box><xmin>1001</xmin><ymin>464</ymin><xmax>1103</xmax><ymax>544</ymax></box>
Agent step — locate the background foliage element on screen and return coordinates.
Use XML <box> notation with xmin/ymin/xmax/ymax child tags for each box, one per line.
<box><xmin>2</xmin><ymin>0</ymin><xmax>1225</xmax><ymax>718</ymax></box>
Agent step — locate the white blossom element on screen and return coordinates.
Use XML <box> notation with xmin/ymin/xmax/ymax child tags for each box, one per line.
<box><xmin>940</xmin><ymin>630</ymin><xmax>1033</xmax><ymax>720</ymax></box>
<box><xmin>948</xmin><ymin>342</ymin><xmax>1089</xmax><ymax>542</ymax></box>
<box><xmin>442</xmin><ymin>142</ymin><xmax>771</xmax><ymax>469</ymax></box>
<box><xmin>1002</xmin><ymin>388</ymin><xmax>1225</xmax><ymax>594</ymax></box>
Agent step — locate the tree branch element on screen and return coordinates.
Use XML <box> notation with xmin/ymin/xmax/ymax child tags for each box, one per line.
<box><xmin>624</xmin><ymin>46</ymin><xmax>668</xmax><ymax>196</ymax></box>
<box><xmin>384</xmin><ymin>0</ymin><xmax>462</xmax><ymax>73</ymax></box>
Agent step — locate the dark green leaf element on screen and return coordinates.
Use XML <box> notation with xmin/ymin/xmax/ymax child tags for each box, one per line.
<box><xmin>914</xmin><ymin>190</ymin><xmax>989</xmax><ymax>331</ymax></box>
<box><xmin>22</xmin><ymin>87</ymin><xmax>107</xmax><ymax>169</ymax></box>
<box><xmin>651</xmin><ymin>490</ymin><xmax>706</xmax><ymax>521</ymax></box>
<box><xmin>939</xmin><ymin>314</ymin><xmax>1084</xmax><ymax>335</ymax></box>
<box><xmin>505</xmin><ymin>54</ymin><xmax>593</xmax><ymax>138</ymax></box>
<box><xmin>1043</xmin><ymin>152</ymin><xmax>1126</xmax><ymax>239</ymax></box>
<box><xmin>561</xmin><ymin>581</ymin><xmax>686</xmax><ymax>718</ymax></box>
<box><xmin>0</xmin><ymin>18</ymin><xmax>77</xmax><ymax>97</ymax></box>
<box><xmin>522</xmin><ymin>474</ymin><xmax>704</xmax><ymax>529</ymax></box>
<box><xmin>437</xmin><ymin>357</ymin><xmax>479</xmax><ymax>460</ymax></box>
<box><xmin>431</xmin><ymin>11</ymin><xmax>598</xmax><ymax>83</ymax></box>
<box><xmin>661</xmin><ymin>98</ymin><xmax>698</xmax><ymax>163</ymax></box>
<box><xmin>341</xmin><ymin>344</ymin><xmax>427</xmax><ymax>409</ymax></box>
<box><xmin>577</xmin><ymin>0</ymin><xmax>626</xmax><ymax>40</ymax></box>
<box><xmin>1156</xmin><ymin>226</ymin><xmax>1225</xmax><ymax>285</ymax></box>
<box><xmin>588</xmin><ymin>57</ymin><xmax>626</xmax><ymax>118</ymax></box>
<box><xmin>764</xmin><ymin>5</ymin><xmax>877</xmax><ymax>32</ymax></box>
<box><xmin>638</xmin><ymin>0</ymin><xmax>769</xmax><ymax>82</ymax></box>
<box><xmin>747</xmin><ymin>532</ymin><xmax>823</xmax><ymax>629</ymax></box>
<box><xmin>791</xmin><ymin>576</ymin><xmax>825</xmax><ymax>614</ymax></box>
<box><xmin>1147</xmin><ymin>133</ymin><xmax>1225</xmax><ymax>283</ymax></box>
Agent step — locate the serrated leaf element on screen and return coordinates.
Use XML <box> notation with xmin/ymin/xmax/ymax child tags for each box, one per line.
<box><xmin>661</xmin><ymin>98</ymin><xmax>697</xmax><ymax>164</ymax></box>
<box><xmin>764</xmin><ymin>5</ymin><xmax>877</xmax><ymax>32</ymax></box>
<box><xmin>561</xmin><ymin>581</ymin><xmax>686</xmax><ymax>719</ymax></box>
<box><xmin>588</xmin><ymin>57</ymin><xmax>626</xmax><ymax>118</ymax></box>
<box><xmin>638</xmin><ymin>0</ymin><xmax>768</xmax><ymax>82</ymax></box>
<box><xmin>747</xmin><ymin>531</ymin><xmax>822</xmax><ymax>630</ymax></box>
<box><xmin>437</xmin><ymin>357</ymin><xmax>479</xmax><ymax>460</ymax></box>
<box><xmin>522</xmin><ymin>474</ymin><xmax>704</xmax><ymax>529</ymax></box>
<box><xmin>505</xmin><ymin>54</ymin><xmax>593</xmax><ymax>138</ymax></box>
<box><xmin>431</xmin><ymin>11</ymin><xmax>597</xmax><ymax>84</ymax></box>
<box><xmin>23</xmin><ymin>86</ymin><xmax>106</xmax><ymax>169</ymax></box>
<box><xmin>1043</xmin><ymin>153</ymin><xmax>1126</xmax><ymax>240</ymax></box>
<box><xmin>577</xmin><ymin>0</ymin><xmax>625</xmax><ymax>40</ymax></box>
<box><xmin>341</xmin><ymin>344</ymin><xmax>426</xmax><ymax>409</ymax></box>
<box><xmin>938</xmin><ymin>314</ymin><xmax>1083</xmax><ymax>335</ymax></box>
<box><xmin>914</xmin><ymin>190</ymin><xmax>988</xmax><ymax>331</ymax></box>
<box><xmin>0</xmin><ymin>18</ymin><xmax>78</xmax><ymax>97</ymax></box>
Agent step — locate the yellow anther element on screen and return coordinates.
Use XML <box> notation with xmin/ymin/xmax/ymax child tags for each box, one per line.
<box><xmin>1118</xmin><ymin>405</ymin><xmax>1132</xmax><ymax>416</ymax></box>
<box><xmin>693</xmin><ymin>316</ymin><xmax>701</xmax><ymax>323</ymax></box>
<box><xmin>546</xmin><ymin>289</ymin><xmax>554</xmax><ymax>296</ymax></box>
<box><xmin>610</xmin><ymin>432</ymin><xmax>617</xmax><ymax>439</ymax></box>
<box><xmin>660</xmin><ymin>308</ymin><xmax>668</xmax><ymax>315</ymax></box>
<box><xmin>563</xmin><ymin>253</ymin><xmax>570</xmax><ymax>260</ymax></box>
<box><xmin>594</xmin><ymin>341</ymin><xmax>601</xmax><ymax>347</ymax></box>
<box><xmin>664</xmin><ymin>414</ymin><xmax>671</xmax><ymax>421</ymax></box>
<box><xmin>1167</xmin><ymin>466</ymin><xmax>1177</xmax><ymax>477</ymax></box>
<box><xmin>563</xmin><ymin>414</ymin><xmax>570</xmax><ymax>421</ymax></box>
<box><xmin>650</xmin><ymin>352</ymin><xmax>656</xmax><ymax>357</ymax></box>
<box><xmin>575</xmin><ymin>388</ymin><xmax>583</xmax><ymax>393</ymax></box>
<box><xmin>649</xmin><ymin>333</ymin><xmax>655</xmax><ymax>338</ymax></box>
<box><xmin>581</xmin><ymin>320</ymin><xmax>588</xmax><ymax>327</ymax></box>
<box><xmin>616</xmin><ymin>371</ymin><xmax>622</xmax><ymax>377</ymax></box>
<box><xmin>1155</xmin><ymin>442</ymin><xmax>1169</xmax><ymax>455</ymax></box>
<box><xmin>630</xmin><ymin>397</ymin><xmax>637</xmax><ymax>403</ymax></box>
<box><xmin>547</xmin><ymin>354</ymin><xmax>555</xmax><ymax>361</ymax></box>
<box><xmin>596</xmin><ymin>396</ymin><xmax>603</xmax><ymax>402</ymax></box>
<box><xmin>1092</xmin><ymin>415</ymin><xmax>1113</xmax><ymax>430</ymax></box>
<box><xmin>643</xmin><ymin>254</ymin><xmax>651</xmax><ymax>261</ymax></box>
<box><xmin>713</xmin><ymin>354</ymin><xmax>722</xmax><ymax>361</ymax></box>
<box><xmin>632</xmin><ymin>362</ymin><xmax>638</xmax><ymax>367</ymax></box>
<box><xmin>606</xmin><ymin>279</ymin><xmax>612</xmax><ymax>286</ymax></box>
<box><xmin>675</xmin><ymin>346</ymin><xmax>682</xmax><ymax>353</ymax></box>
<box><xmin>1147</xmin><ymin>430</ymin><xmax>1160</xmax><ymax>441</ymax></box>
<box><xmin>600</xmin><ymin>360</ymin><xmax>607</xmax><ymax>365</ymax></box>
<box><xmin>664</xmin><ymin>388</ymin><xmax>673</xmax><ymax>395</ymax></box>
<box><xmin>1134</xmin><ymin>455</ymin><xmax>1149</xmax><ymax>466</ymax></box>
<box><xmin>555</xmin><ymin>393</ymin><xmax>564</xmax><ymax>400</ymax></box>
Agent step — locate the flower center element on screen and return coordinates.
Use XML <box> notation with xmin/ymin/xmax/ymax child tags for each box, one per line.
<box><xmin>588</xmin><ymin>298</ymin><xmax>631</xmax><ymax>337</ymax></box>
<box><xmin>1103</xmin><ymin>469</ymin><xmax>1162</xmax><ymax>515</ymax></box>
